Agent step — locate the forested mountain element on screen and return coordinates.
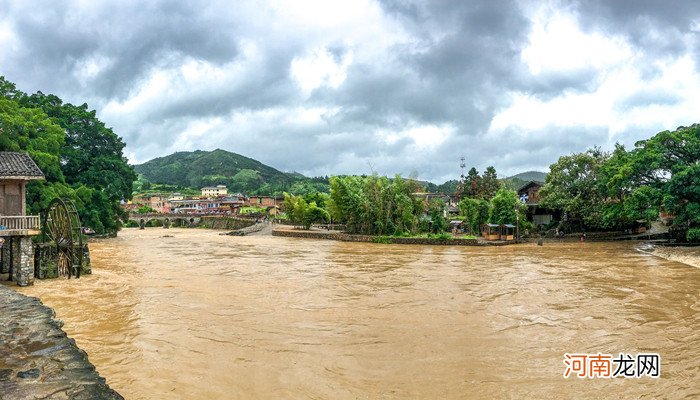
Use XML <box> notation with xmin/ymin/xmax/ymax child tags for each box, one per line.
<box><xmin>134</xmin><ymin>149</ymin><xmax>329</xmax><ymax>195</ymax></box>
<box><xmin>0</xmin><ymin>76</ymin><xmax>136</xmax><ymax>234</ymax></box>
<box><xmin>508</xmin><ymin>171</ymin><xmax>547</xmax><ymax>182</ymax></box>
<box><xmin>501</xmin><ymin>171</ymin><xmax>548</xmax><ymax>191</ymax></box>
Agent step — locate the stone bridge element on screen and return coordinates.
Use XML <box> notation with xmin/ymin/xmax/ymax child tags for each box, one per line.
<box><xmin>127</xmin><ymin>213</ymin><xmax>203</xmax><ymax>227</ymax></box>
<box><xmin>127</xmin><ymin>213</ymin><xmax>257</xmax><ymax>230</ymax></box>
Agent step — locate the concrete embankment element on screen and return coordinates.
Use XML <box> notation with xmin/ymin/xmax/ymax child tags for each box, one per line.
<box><xmin>0</xmin><ymin>284</ymin><xmax>122</xmax><ymax>400</ymax></box>
<box><xmin>648</xmin><ymin>245</ymin><xmax>700</xmax><ymax>269</ymax></box>
<box><xmin>272</xmin><ymin>226</ymin><xmax>512</xmax><ymax>246</ymax></box>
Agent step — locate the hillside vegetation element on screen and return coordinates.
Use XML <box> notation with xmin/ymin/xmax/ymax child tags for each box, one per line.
<box><xmin>134</xmin><ymin>149</ymin><xmax>328</xmax><ymax>195</ymax></box>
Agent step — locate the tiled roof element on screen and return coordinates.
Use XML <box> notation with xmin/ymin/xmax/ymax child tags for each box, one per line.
<box><xmin>0</xmin><ymin>152</ymin><xmax>44</xmax><ymax>179</ymax></box>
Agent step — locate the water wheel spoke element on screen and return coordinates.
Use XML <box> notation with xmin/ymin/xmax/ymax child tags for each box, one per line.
<box><xmin>42</xmin><ymin>198</ymin><xmax>83</xmax><ymax>279</ymax></box>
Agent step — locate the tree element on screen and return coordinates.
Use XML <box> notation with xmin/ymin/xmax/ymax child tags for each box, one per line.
<box><xmin>489</xmin><ymin>188</ymin><xmax>522</xmax><ymax>225</ymax></box>
<box><xmin>329</xmin><ymin>175</ymin><xmax>424</xmax><ymax>235</ymax></box>
<box><xmin>631</xmin><ymin>125</ymin><xmax>700</xmax><ymax>241</ymax></box>
<box><xmin>465</xmin><ymin>167</ymin><xmax>481</xmax><ymax>197</ymax></box>
<box><xmin>459</xmin><ymin>197</ymin><xmax>490</xmax><ymax>233</ymax></box>
<box><xmin>304</xmin><ymin>201</ymin><xmax>329</xmax><ymax>228</ymax></box>
<box><xmin>283</xmin><ymin>193</ymin><xmax>329</xmax><ymax>229</ymax></box>
<box><xmin>427</xmin><ymin>199</ymin><xmax>447</xmax><ymax>233</ymax></box>
<box><xmin>598</xmin><ymin>144</ymin><xmax>660</xmax><ymax>229</ymax></box>
<box><xmin>539</xmin><ymin>149</ymin><xmax>608</xmax><ymax>230</ymax></box>
<box><xmin>479</xmin><ymin>166</ymin><xmax>500</xmax><ymax>200</ymax></box>
<box><xmin>0</xmin><ymin>76</ymin><xmax>137</xmax><ymax>234</ymax></box>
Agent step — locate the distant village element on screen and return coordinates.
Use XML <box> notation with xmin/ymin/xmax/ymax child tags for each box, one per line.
<box><xmin>124</xmin><ymin>185</ymin><xmax>284</xmax><ymax>216</ymax></box>
<box><xmin>123</xmin><ymin>181</ymin><xmax>560</xmax><ymax>230</ymax></box>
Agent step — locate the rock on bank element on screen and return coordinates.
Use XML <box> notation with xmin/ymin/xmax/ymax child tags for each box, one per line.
<box><xmin>0</xmin><ymin>284</ymin><xmax>123</xmax><ymax>400</ymax></box>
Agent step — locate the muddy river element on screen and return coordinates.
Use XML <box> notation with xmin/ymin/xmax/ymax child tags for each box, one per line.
<box><xmin>18</xmin><ymin>228</ymin><xmax>700</xmax><ymax>399</ymax></box>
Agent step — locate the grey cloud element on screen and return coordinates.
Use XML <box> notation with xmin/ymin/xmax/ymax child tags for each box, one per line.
<box><xmin>616</xmin><ymin>90</ymin><xmax>682</xmax><ymax>110</ymax></box>
<box><xmin>2</xmin><ymin>0</ymin><xmax>699</xmax><ymax>182</ymax></box>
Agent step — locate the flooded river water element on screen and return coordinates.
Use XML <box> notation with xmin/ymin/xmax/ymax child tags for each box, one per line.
<box><xmin>18</xmin><ymin>228</ymin><xmax>700</xmax><ymax>399</ymax></box>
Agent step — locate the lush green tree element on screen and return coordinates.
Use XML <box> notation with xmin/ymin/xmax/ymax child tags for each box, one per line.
<box><xmin>631</xmin><ymin>125</ymin><xmax>700</xmax><ymax>241</ymax></box>
<box><xmin>479</xmin><ymin>166</ymin><xmax>501</xmax><ymax>200</ymax></box>
<box><xmin>539</xmin><ymin>148</ymin><xmax>608</xmax><ymax>229</ymax></box>
<box><xmin>22</xmin><ymin>93</ymin><xmax>136</xmax><ymax>202</ymax></box>
<box><xmin>489</xmin><ymin>188</ymin><xmax>523</xmax><ymax>225</ymax></box>
<box><xmin>329</xmin><ymin>175</ymin><xmax>424</xmax><ymax>235</ymax></box>
<box><xmin>598</xmin><ymin>144</ymin><xmax>661</xmax><ymax>228</ymax></box>
<box><xmin>427</xmin><ymin>199</ymin><xmax>447</xmax><ymax>233</ymax></box>
<box><xmin>304</xmin><ymin>201</ymin><xmax>329</xmax><ymax>228</ymax></box>
<box><xmin>283</xmin><ymin>193</ymin><xmax>329</xmax><ymax>229</ymax></box>
<box><xmin>464</xmin><ymin>167</ymin><xmax>481</xmax><ymax>197</ymax></box>
<box><xmin>0</xmin><ymin>76</ymin><xmax>137</xmax><ymax>234</ymax></box>
<box><xmin>459</xmin><ymin>197</ymin><xmax>490</xmax><ymax>233</ymax></box>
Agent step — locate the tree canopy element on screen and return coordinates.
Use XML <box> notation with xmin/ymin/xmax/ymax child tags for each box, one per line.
<box><xmin>0</xmin><ymin>76</ymin><xmax>136</xmax><ymax>234</ymax></box>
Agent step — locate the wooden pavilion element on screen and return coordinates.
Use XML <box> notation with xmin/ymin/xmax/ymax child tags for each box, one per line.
<box><xmin>0</xmin><ymin>152</ymin><xmax>44</xmax><ymax>286</ymax></box>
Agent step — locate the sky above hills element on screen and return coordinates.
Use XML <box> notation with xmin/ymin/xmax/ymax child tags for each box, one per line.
<box><xmin>2</xmin><ymin>0</ymin><xmax>700</xmax><ymax>182</ymax></box>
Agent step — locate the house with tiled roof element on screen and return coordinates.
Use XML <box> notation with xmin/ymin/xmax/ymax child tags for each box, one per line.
<box><xmin>0</xmin><ymin>152</ymin><xmax>44</xmax><ymax>286</ymax></box>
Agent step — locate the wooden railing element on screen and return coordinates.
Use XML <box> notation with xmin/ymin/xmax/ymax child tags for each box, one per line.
<box><xmin>0</xmin><ymin>215</ymin><xmax>41</xmax><ymax>231</ymax></box>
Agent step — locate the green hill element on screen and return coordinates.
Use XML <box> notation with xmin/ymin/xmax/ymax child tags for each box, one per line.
<box><xmin>508</xmin><ymin>171</ymin><xmax>547</xmax><ymax>182</ymax></box>
<box><xmin>501</xmin><ymin>170</ymin><xmax>547</xmax><ymax>191</ymax></box>
<box><xmin>133</xmin><ymin>149</ymin><xmax>298</xmax><ymax>194</ymax></box>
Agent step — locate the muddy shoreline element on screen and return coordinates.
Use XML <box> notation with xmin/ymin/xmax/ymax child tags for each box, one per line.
<box><xmin>0</xmin><ymin>283</ymin><xmax>123</xmax><ymax>400</ymax></box>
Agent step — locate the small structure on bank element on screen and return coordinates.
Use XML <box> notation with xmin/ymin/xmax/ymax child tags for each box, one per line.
<box><xmin>0</xmin><ymin>152</ymin><xmax>44</xmax><ymax>286</ymax></box>
<box><xmin>0</xmin><ymin>152</ymin><xmax>90</xmax><ymax>286</ymax></box>
<box><xmin>482</xmin><ymin>223</ymin><xmax>501</xmax><ymax>241</ymax></box>
<box><xmin>501</xmin><ymin>224</ymin><xmax>516</xmax><ymax>241</ymax></box>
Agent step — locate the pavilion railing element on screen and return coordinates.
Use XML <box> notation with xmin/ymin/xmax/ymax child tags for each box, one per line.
<box><xmin>0</xmin><ymin>215</ymin><xmax>41</xmax><ymax>231</ymax></box>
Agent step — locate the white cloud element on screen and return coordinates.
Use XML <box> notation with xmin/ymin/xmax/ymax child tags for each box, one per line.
<box><xmin>521</xmin><ymin>7</ymin><xmax>633</xmax><ymax>75</ymax></box>
<box><xmin>291</xmin><ymin>48</ymin><xmax>352</xmax><ymax>94</ymax></box>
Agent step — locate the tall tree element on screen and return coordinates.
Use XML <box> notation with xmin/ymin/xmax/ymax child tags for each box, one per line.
<box><xmin>0</xmin><ymin>76</ymin><xmax>136</xmax><ymax>234</ymax></box>
<box><xmin>632</xmin><ymin>125</ymin><xmax>700</xmax><ymax>241</ymax></box>
<box><xmin>479</xmin><ymin>166</ymin><xmax>500</xmax><ymax>200</ymax></box>
<box><xmin>465</xmin><ymin>167</ymin><xmax>481</xmax><ymax>197</ymax></box>
<box><xmin>539</xmin><ymin>148</ymin><xmax>608</xmax><ymax>229</ymax></box>
<box><xmin>489</xmin><ymin>188</ymin><xmax>522</xmax><ymax>225</ymax></box>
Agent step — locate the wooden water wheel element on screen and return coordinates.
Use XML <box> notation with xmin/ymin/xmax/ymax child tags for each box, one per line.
<box><xmin>42</xmin><ymin>198</ymin><xmax>83</xmax><ymax>278</ymax></box>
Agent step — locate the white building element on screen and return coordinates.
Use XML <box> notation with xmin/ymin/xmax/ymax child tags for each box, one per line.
<box><xmin>201</xmin><ymin>185</ymin><xmax>227</xmax><ymax>197</ymax></box>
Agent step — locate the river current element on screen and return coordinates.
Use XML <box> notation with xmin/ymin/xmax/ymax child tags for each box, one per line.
<box><xmin>18</xmin><ymin>228</ymin><xmax>700</xmax><ymax>399</ymax></box>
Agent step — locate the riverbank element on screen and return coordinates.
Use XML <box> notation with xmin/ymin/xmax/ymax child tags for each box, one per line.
<box><xmin>272</xmin><ymin>226</ymin><xmax>513</xmax><ymax>245</ymax></box>
<box><xmin>648</xmin><ymin>244</ymin><xmax>700</xmax><ymax>269</ymax></box>
<box><xmin>0</xmin><ymin>283</ymin><xmax>123</xmax><ymax>400</ymax></box>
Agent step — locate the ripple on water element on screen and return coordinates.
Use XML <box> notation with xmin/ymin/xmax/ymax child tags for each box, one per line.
<box><xmin>17</xmin><ymin>229</ymin><xmax>700</xmax><ymax>400</ymax></box>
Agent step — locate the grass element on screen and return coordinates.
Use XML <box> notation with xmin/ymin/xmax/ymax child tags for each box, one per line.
<box><xmin>240</xmin><ymin>206</ymin><xmax>267</xmax><ymax>214</ymax></box>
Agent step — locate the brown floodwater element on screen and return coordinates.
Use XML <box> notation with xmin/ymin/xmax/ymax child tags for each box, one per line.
<box><xmin>17</xmin><ymin>228</ymin><xmax>700</xmax><ymax>399</ymax></box>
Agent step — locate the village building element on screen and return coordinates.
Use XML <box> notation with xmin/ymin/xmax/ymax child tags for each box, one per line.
<box><xmin>517</xmin><ymin>181</ymin><xmax>560</xmax><ymax>228</ymax></box>
<box><xmin>130</xmin><ymin>193</ymin><xmax>170</xmax><ymax>213</ymax></box>
<box><xmin>0</xmin><ymin>152</ymin><xmax>44</xmax><ymax>286</ymax></box>
<box><xmin>201</xmin><ymin>185</ymin><xmax>228</xmax><ymax>197</ymax></box>
<box><xmin>246</xmin><ymin>195</ymin><xmax>282</xmax><ymax>208</ymax></box>
<box><xmin>168</xmin><ymin>193</ymin><xmax>184</xmax><ymax>201</ymax></box>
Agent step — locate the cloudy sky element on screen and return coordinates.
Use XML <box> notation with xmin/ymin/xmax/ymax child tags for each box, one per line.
<box><xmin>2</xmin><ymin>0</ymin><xmax>700</xmax><ymax>182</ymax></box>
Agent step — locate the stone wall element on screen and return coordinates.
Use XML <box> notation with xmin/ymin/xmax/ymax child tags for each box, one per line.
<box><xmin>11</xmin><ymin>237</ymin><xmax>34</xmax><ymax>287</ymax></box>
<box><xmin>198</xmin><ymin>216</ymin><xmax>256</xmax><ymax>231</ymax></box>
<box><xmin>34</xmin><ymin>243</ymin><xmax>91</xmax><ymax>280</ymax></box>
<box><xmin>0</xmin><ymin>284</ymin><xmax>123</xmax><ymax>399</ymax></box>
<box><xmin>272</xmin><ymin>229</ymin><xmax>511</xmax><ymax>246</ymax></box>
<box><xmin>1</xmin><ymin>241</ymin><xmax>10</xmax><ymax>274</ymax></box>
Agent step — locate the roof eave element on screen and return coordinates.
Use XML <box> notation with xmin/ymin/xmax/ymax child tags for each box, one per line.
<box><xmin>0</xmin><ymin>175</ymin><xmax>45</xmax><ymax>180</ymax></box>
